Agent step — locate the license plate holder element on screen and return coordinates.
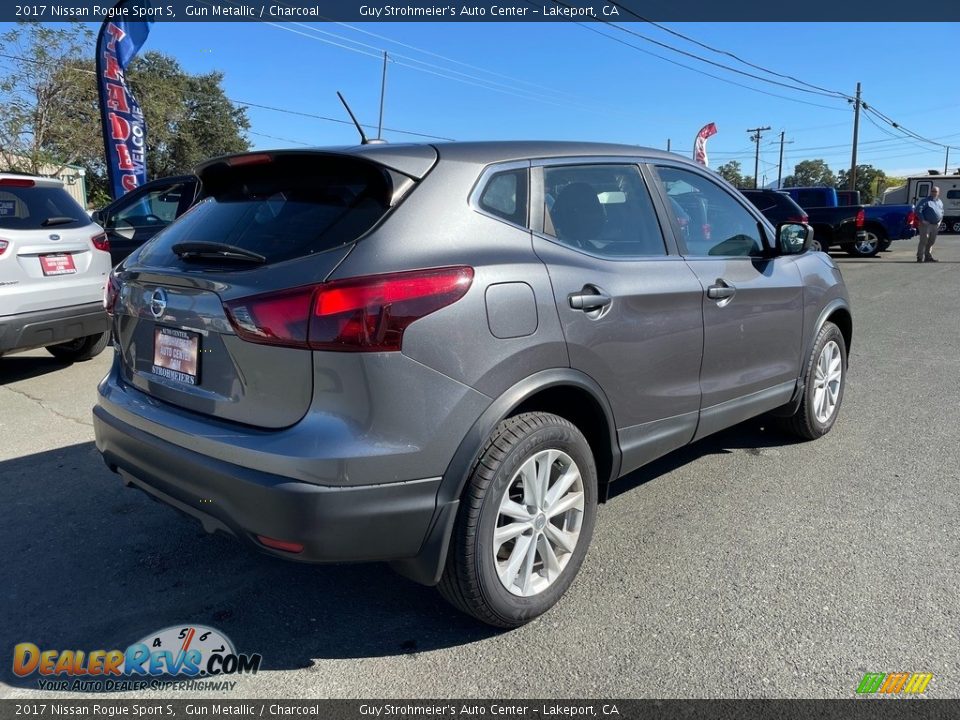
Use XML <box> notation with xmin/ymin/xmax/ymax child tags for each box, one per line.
<box><xmin>152</xmin><ymin>327</ymin><xmax>200</xmax><ymax>386</ymax></box>
<box><xmin>40</xmin><ymin>253</ymin><xmax>76</xmax><ymax>276</ymax></box>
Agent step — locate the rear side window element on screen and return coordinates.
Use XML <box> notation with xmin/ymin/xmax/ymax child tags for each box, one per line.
<box><xmin>0</xmin><ymin>184</ymin><xmax>89</xmax><ymax>230</ymax></box>
<box><xmin>947</xmin><ymin>190</ymin><xmax>960</xmax><ymax>199</ymax></box>
<box><xmin>792</xmin><ymin>190</ymin><xmax>817</xmax><ymax>207</ymax></box>
<box><xmin>478</xmin><ymin>169</ymin><xmax>528</xmax><ymax>226</ymax></box>
<box><xmin>542</xmin><ymin>164</ymin><xmax>666</xmax><ymax>258</ymax></box>
<box><xmin>138</xmin><ymin>155</ymin><xmax>394</xmax><ymax>266</ymax></box>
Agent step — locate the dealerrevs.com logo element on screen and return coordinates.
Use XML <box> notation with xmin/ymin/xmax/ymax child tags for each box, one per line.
<box><xmin>13</xmin><ymin>625</ymin><xmax>262</xmax><ymax>692</ymax></box>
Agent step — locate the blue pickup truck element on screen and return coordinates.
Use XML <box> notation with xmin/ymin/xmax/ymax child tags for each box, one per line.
<box><xmin>784</xmin><ymin>187</ymin><xmax>917</xmax><ymax>257</ymax></box>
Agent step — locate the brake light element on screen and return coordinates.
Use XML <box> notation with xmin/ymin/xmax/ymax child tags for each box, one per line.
<box><xmin>856</xmin><ymin>209</ymin><xmax>865</xmax><ymax>228</ymax></box>
<box><xmin>91</xmin><ymin>232</ymin><xmax>110</xmax><ymax>252</ymax></box>
<box><xmin>226</xmin><ymin>153</ymin><xmax>272</xmax><ymax>167</ymax></box>
<box><xmin>0</xmin><ymin>178</ymin><xmax>35</xmax><ymax>187</ymax></box>
<box><xmin>0</xmin><ymin>239</ymin><xmax>8</xmax><ymax>256</ymax></box>
<box><xmin>103</xmin><ymin>274</ymin><xmax>120</xmax><ymax>315</ymax></box>
<box><xmin>907</xmin><ymin>210</ymin><xmax>917</xmax><ymax>228</ymax></box>
<box><xmin>224</xmin><ymin>266</ymin><xmax>474</xmax><ymax>352</ymax></box>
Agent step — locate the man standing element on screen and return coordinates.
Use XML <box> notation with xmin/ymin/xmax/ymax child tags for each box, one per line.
<box><xmin>916</xmin><ymin>186</ymin><xmax>944</xmax><ymax>263</ymax></box>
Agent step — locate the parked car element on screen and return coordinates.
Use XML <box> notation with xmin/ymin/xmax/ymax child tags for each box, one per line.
<box><xmin>93</xmin><ymin>142</ymin><xmax>852</xmax><ymax>627</ymax></box>
<box><xmin>783</xmin><ymin>186</ymin><xmax>916</xmax><ymax>257</ymax></box>
<box><xmin>739</xmin><ymin>189</ymin><xmax>813</xmax><ymax>243</ymax></box>
<box><xmin>0</xmin><ymin>174</ymin><xmax>112</xmax><ymax>362</ymax></box>
<box><xmin>92</xmin><ymin>174</ymin><xmax>200</xmax><ymax>265</ymax></box>
<box><xmin>882</xmin><ymin>173</ymin><xmax>960</xmax><ymax>234</ymax></box>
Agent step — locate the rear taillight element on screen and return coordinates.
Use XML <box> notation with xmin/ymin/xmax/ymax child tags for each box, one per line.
<box><xmin>91</xmin><ymin>232</ymin><xmax>110</xmax><ymax>252</ymax></box>
<box><xmin>856</xmin><ymin>209</ymin><xmax>865</xmax><ymax>228</ymax></box>
<box><xmin>224</xmin><ymin>266</ymin><xmax>474</xmax><ymax>352</ymax></box>
<box><xmin>103</xmin><ymin>274</ymin><xmax>120</xmax><ymax>315</ymax></box>
<box><xmin>907</xmin><ymin>210</ymin><xmax>917</xmax><ymax>228</ymax></box>
<box><xmin>0</xmin><ymin>239</ymin><xmax>8</xmax><ymax>256</ymax></box>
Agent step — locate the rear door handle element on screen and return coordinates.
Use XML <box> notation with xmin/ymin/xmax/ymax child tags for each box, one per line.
<box><xmin>568</xmin><ymin>288</ymin><xmax>612</xmax><ymax>311</ymax></box>
<box><xmin>707</xmin><ymin>280</ymin><xmax>736</xmax><ymax>300</ymax></box>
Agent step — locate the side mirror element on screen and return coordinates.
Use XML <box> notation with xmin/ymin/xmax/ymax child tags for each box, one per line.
<box><xmin>777</xmin><ymin>222</ymin><xmax>813</xmax><ymax>255</ymax></box>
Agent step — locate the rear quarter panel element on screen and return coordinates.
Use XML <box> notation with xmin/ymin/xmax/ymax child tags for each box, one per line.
<box><xmin>327</xmin><ymin>158</ymin><xmax>569</xmax><ymax>399</ymax></box>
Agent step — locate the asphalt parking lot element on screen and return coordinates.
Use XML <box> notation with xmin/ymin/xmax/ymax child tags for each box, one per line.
<box><xmin>2</xmin><ymin>237</ymin><xmax>958</xmax><ymax>700</ymax></box>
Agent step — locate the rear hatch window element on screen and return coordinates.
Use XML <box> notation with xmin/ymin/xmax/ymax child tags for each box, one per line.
<box><xmin>0</xmin><ymin>183</ymin><xmax>90</xmax><ymax>230</ymax></box>
<box><xmin>137</xmin><ymin>154</ymin><xmax>393</xmax><ymax>268</ymax></box>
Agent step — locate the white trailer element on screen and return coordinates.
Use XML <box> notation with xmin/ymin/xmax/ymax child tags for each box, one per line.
<box><xmin>883</xmin><ymin>174</ymin><xmax>960</xmax><ymax>233</ymax></box>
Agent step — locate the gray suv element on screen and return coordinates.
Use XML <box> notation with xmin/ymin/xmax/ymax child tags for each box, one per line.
<box><xmin>93</xmin><ymin>142</ymin><xmax>851</xmax><ymax>627</ymax></box>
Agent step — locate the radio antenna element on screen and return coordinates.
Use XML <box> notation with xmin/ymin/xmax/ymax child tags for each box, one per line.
<box><xmin>337</xmin><ymin>91</ymin><xmax>371</xmax><ymax>145</ymax></box>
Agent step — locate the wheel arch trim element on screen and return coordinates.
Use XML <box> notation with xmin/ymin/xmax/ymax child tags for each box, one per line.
<box><xmin>390</xmin><ymin>368</ymin><xmax>622</xmax><ymax>587</ymax></box>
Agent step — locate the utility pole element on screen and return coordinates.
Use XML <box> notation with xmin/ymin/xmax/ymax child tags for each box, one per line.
<box><xmin>945</xmin><ymin>146</ymin><xmax>951</xmax><ymax>176</ymax></box>
<box><xmin>776</xmin><ymin>130</ymin><xmax>794</xmax><ymax>189</ymax></box>
<box><xmin>666</xmin><ymin>139</ymin><xmax>671</xmax><ymax>152</ymax></box>
<box><xmin>849</xmin><ymin>82</ymin><xmax>862</xmax><ymax>192</ymax></box>
<box><xmin>377</xmin><ymin>50</ymin><xmax>388</xmax><ymax>140</ymax></box>
<box><xmin>747</xmin><ymin>126</ymin><xmax>771</xmax><ymax>189</ymax></box>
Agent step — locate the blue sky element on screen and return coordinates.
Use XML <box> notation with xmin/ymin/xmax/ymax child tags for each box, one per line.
<box><xmin>5</xmin><ymin>20</ymin><xmax>959</xmax><ymax>178</ymax></box>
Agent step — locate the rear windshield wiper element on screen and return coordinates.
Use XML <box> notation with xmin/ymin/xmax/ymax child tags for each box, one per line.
<box><xmin>41</xmin><ymin>216</ymin><xmax>79</xmax><ymax>227</ymax></box>
<box><xmin>171</xmin><ymin>241</ymin><xmax>266</xmax><ymax>264</ymax></box>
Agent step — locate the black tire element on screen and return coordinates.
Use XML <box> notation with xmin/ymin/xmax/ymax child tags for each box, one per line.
<box><xmin>45</xmin><ymin>331</ymin><xmax>110</xmax><ymax>362</ymax></box>
<box><xmin>845</xmin><ymin>231</ymin><xmax>882</xmax><ymax>257</ymax></box>
<box><xmin>777</xmin><ymin>321</ymin><xmax>847</xmax><ymax>440</ymax></box>
<box><xmin>438</xmin><ymin>412</ymin><xmax>598</xmax><ymax>628</ymax></box>
<box><xmin>878</xmin><ymin>239</ymin><xmax>892</xmax><ymax>252</ymax></box>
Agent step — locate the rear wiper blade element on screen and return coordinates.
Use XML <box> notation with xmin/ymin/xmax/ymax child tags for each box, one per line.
<box><xmin>171</xmin><ymin>242</ymin><xmax>266</xmax><ymax>263</ymax></box>
<box><xmin>41</xmin><ymin>216</ymin><xmax>77</xmax><ymax>227</ymax></box>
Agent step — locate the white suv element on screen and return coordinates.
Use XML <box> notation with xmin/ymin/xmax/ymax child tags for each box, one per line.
<box><xmin>0</xmin><ymin>174</ymin><xmax>112</xmax><ymax>362</ymax></box>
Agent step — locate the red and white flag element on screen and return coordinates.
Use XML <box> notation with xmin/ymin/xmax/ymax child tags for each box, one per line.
<box><xmin>693</xmin><ymin>123</ymin><xmax>718</xmax><ymax>167</ymax></box>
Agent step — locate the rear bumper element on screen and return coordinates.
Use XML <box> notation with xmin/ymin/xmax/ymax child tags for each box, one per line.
<box><xmin>0</xmin><ymin>302</ymin><xmax>108</xmax><ymax>354</ymax></box>
<box><xmin>93</xmin><ymin>387</ymin><xmax>443</xmax><ymax>565</ymax></box>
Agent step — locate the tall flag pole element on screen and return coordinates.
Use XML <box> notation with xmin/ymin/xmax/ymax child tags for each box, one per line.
<box><xmin>96</xmin><ymin>0</ymin><xmax>153</xmax><ymax>199</ymax></box>
<box><xmin>693</xmin><ymin>123</ymin><xmax>718</xmax><ymax>167</ymax></box>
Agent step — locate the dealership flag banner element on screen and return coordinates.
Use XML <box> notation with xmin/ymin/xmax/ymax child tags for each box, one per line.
<box><xmin>693</xmin><ymin>122</ymin><xmax>718</xmax><ymax>167</ymax></box>
<box><xmin>96</xmin><ymin>0</ymin><xmax>153</xmax><ymax>199</ymax></box>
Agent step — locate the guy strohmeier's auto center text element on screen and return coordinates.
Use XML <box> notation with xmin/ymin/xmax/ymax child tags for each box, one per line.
<box><xmin>15</xmin><ymin>2</ymin><xmax>623</xmax><ymax>19</ymax></box>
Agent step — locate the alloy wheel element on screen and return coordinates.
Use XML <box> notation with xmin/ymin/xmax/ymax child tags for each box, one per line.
<box><xmin>853</xmin><ymin>233</ymin><xmax>878</xmax><ymax>255</ymax></box>
<box><xmin>494</xmin><ymin>449</ymin><xmax>584</xmax><ymax>597</ymax></box>
<box><xmin>813</xmin><ymin>340</ymin><xmax>843</xmax><ymax>424</ymax></box>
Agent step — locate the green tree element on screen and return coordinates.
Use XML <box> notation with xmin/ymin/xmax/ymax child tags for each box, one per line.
<box><xmin>716</xmin><ymin>160</ymin><xmax>754</xmax><ymax>188</ymax></box>
<box><xmin>783</xmin><ymin>159</ymin><xmax>837</xmax><ymax>188</ymax></box>
<box><xmin>0</xmin><ymin>23</ymin><xmax>97</xmax><ymax>176</ymax></box>
<box><xmin>0</xmin><ymin>25</ymin><xmax>249</xmax><ymax>206</ymax></box>
<box><xmin>837</xmin><ymin>165</ymin><xmax>888</xmax><ymax>204</ymax></box>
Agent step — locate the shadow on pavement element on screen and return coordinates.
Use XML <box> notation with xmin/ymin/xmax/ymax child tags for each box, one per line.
<box><xmin>0</xmin><ymin>442</ymin><xmax>497</xmax><ymax>692</ymax></box>
<box><xmin>609</xmin><ymin>418</ymin><xmax>800</xmax><ymax>500</ymax></box>
<box><xmin>1</xmin><ymin>418</ymin><xmax>804</xmax><ymax>690</ymax></box>
<box><xmin>0</xmin><ymin>355</ymin><xmax>74</xmax><ymax>385</ymax></box>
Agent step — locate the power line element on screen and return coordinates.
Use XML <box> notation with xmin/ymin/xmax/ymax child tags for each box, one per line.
<box><xmin>554</xmin><ymin>19</ymin><xmax>848</xmax><ymax>112</ymax></box>
<box><xmin>610</xmin><ymin>6</ymin><xmax>851</xmax><ymax>100</ymax></box>
<box><xmin>263</xmin><ymin>20</ymin><xmax>625</xmax><ymax>117</ymax></box>
<box><xmin>550</xmin><ymin>0</ymin><xmax>843</xmax><ymax>100</ymax></box>
<box><xmin>0</xmin><ymin>51</ymin><xmax>454</xmax><ymax>141</ymax></box>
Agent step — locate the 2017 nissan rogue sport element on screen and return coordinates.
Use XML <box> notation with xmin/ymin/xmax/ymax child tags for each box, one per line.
<box><xmin>93</xmin><ymin>142</ymin><xmax>851</xmax><ymax>627</ymax></box>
